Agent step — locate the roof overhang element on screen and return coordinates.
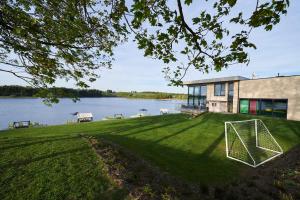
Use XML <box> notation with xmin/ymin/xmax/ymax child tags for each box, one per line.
<box><xmin>183</xmin><ymin>76</ymin><xmax>249</xmax><ymax>85</ymax></box>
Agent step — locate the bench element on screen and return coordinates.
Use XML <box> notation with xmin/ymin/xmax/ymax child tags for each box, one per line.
<box><xmin>77</xmin><ymin>113</ymin><xmax>93</xmax><ymax>123</ymax></box>
<box><xmin>13</xmin><ymin>121</ymin><xmax>30</xmax><ymax>129</ymax></box>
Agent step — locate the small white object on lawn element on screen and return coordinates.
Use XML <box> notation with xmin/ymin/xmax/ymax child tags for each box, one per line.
<box><xmin>160</xmin><ymin>108</ymin><xmax>169</xmax><ymax>115</ymax></box>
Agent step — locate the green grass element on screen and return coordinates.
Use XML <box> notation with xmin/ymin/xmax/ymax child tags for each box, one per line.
<box><xmin>0</xmin><ymin>113</ymin><xmax>299</xmax><ymax>199</ymax></box>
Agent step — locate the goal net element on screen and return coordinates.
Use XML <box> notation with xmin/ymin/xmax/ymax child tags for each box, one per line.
<box><xmin>225</xmin><ymin>119</ymin><xmax>283</xmax><ymax>167</ymax></box>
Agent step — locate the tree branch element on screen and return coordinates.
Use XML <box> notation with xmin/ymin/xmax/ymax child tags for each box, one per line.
<box><xmin>0</xmin><ymin>61</ymin><xmax>26</xmax><ymax>68</ymax></box>
<box><xmin>0</xmin><ymin>68</ymin><xmax>35</xmax><ymax>86</ymax></box>
<box><xmin>176</xmin><ymin>0</ymin><xmax>214</xmax><ymax>59</ymax></box>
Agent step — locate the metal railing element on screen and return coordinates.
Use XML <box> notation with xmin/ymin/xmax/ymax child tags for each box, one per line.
<box><xmin>180</xmin><ymin>104</ymin><xmax>207</xmax><ymax>111</ymax></box>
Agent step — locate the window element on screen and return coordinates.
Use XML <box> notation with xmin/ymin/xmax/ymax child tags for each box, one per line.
<box><xmin>228</xmin><ymin>82</ymin><xmax>234</xmax><ymax>112</ymax></box>
<box><xmin>188</xmin><ymin>86</ymin><xmax>194</xmax><ymax>96</ymax></box>
<box><xmin>188</xmin><ymin>96</ymin><xmax>194</xmax><ymax>106</ymax></box>
<box><xmin>199</xmin><ymin>97</ymin><xmax>206</xmax><ymax>109</ymax></box>
<box><xmin>273</xmin><ymin>100</ymin><xmax>288</xmax><ymax>118</ymax></box>
<box><xmin>228</xmin><ymin>82</ymin><xmax>234</xmax><ymax>97</ymax></box>
<box><xmin>260</xmin><ymin>100</ymin><xmax>273</xmax><ymax>116</ymax></box>
<box><xmin>187</xmin><ymin>85</ymin><xmax>207</xmax><ymax>109</ymax></box>
<box><xmin>187</xmin><ymin>86</ymin><xmax>194</xmax><ymax>106</ymax></box>
<box><xmin>194</xmin><ymin>86</ymin><xmax>200</xmax><ymax>96</ymax></box>
<box><xmin>214</xmin><ymin>83</ymin><xmax>225</xmax><ymax>96</ymax></box>
<box><xmin>200</xmin><ymin>85</ymin><xmax>207</xmax><ymax>96</ymax></box>
<box><xmin>239</xmin><ymin>99</ymin><xmax>288</xmax><ymax>119</ymax></box>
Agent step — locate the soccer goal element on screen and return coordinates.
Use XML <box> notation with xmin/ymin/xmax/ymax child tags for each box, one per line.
<box><xmin>225</xmin><ymin>119</ymin><xmax>283</xmax><ymax>167</ymax></box>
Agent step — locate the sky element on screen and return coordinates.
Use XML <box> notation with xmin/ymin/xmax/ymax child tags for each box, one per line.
<box><xmin>0</xmin><ymin>1</ymin><xmax>299</xmax><ymax>94</ymax></box>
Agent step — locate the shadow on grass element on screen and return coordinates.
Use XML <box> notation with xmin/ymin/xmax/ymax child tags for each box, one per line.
<box><xmin>121</xmin><ymin>117</ymin><xmax>188</xmax><ymax>138</ymax></box>
<box><xmin>89</xmin><ymin>113</ymin><xmax>244</xmax><ymax>183</ymax></box>
<box><xmin>98</xmin><ymin>134</ymin><xmax>240</xmax><ymax>184</ymax></box>
<box><xmin>0</xmin><ymin>146</ymin><xmax>89</xmax><ymax>170</ymax></box>
<box><xmin>0</xmin><ymin>136</ymin><xmax>79</xmax><ymax>151</ymax></box>
<box><xmin>287</xmin><ymin>120</ymin><xmax>300</xmax><ymax>139</ymax></box>
<box><xmin>0</xmin><ymin>135</ymin><xmax>130</xmax><ymax>200</ymax></box>
<box><xmin>152</xmin><ymin>114</ymin><xmax>212</xmax><ymax>144</ymax></box>
<box><xmin>82</xmin><ymin>114</ymin><xmax>189</xmax><ymax>138</ymax></box>
<box><xmin>200</xmin><ymin>132</ymin><xmax>224</xmax><ymax>158</ymax></box>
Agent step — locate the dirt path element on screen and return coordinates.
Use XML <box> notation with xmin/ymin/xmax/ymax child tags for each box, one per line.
<box><xmin>232</xmin><ymin>145</ymin><xmax>300</xmax><ymax>200</ymax></box>
<box><xmin>85</xmin><ymin>135</ymin><xmax>300</xmax><ymax>200</ymax></box>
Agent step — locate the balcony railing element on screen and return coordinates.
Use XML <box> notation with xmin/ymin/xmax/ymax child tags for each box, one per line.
<box><xmin>181</xmin><ymin>104</ymin><xmax>207</xmax><ymax>111</ymax></box>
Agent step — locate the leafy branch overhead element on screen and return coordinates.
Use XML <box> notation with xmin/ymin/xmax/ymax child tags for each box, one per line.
<box><xmin>128</xmin><ymin>0</ymin><xmax>289</xmax><ymax>85</ymax></box>
<box><xmin>0</xmin><ymin>0</ymin><xmax>289</xmax><ymax>101</ymax></box>
<box><xmin>0</xmin><ymin>0</ymin><xmax>128</xmax><ymax>102</ymax></box>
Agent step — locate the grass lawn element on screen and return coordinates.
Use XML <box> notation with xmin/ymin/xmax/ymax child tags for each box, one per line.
<box><xmin>0</xmin><ymin>113</ymin><xmax>299</xmax><ymax>199</ymax></box>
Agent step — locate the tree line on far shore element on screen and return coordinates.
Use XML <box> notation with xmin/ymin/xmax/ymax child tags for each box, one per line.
<box><xmin>0</xmin><ymin>85</ymin><xmax>114</xmax><ymax>98</ymax></box>
<box><xmin>117</xmin><ymin>91</ymin><xmax>187</xmax><ymax>100</ymax></box>
<box><xmin>0</xmin><ymin>85</ymin><xmax>187</xmax><ymax>99</ymax></box>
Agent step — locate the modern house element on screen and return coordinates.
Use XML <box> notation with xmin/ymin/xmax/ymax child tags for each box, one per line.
<box><xmin>183</xmin><ymin>75</ymin><xmax>300</xmax><ymax>121</ymax></box>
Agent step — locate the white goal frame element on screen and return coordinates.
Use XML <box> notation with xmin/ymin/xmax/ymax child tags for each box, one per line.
<box><xmin>225</xmin><ymin>119</ymin><xmax>283</xmax><ymax>168</ymax></box>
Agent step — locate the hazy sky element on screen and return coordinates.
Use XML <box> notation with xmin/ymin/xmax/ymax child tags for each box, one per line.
<box><xmin>0</xmin><ymin>1</ymin><xmax>299</xmax><ymax>93</ymax></box>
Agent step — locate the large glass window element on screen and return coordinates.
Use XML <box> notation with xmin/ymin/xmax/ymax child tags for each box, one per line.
<box><xmin>187</xmin><ymin>85</ymin><xmax>207</xmax><ymax>109</ymax></box>
<box><xmin>227</xmin><ymin>82</ymin><xmax>234</xmax><ymax>112</ymax></box>
<box><xmin>273</xmin><ymin>100</ymin><xmax>288</xmax><ymax>118</ymax></box>
<box><xmin>228</xmin><ymin>82</ymin><xmax>234</xmax><ymax>97</ymax></box>
<box><xmin>214</xmin><ymin>83</ymin><xmax>225</xmax><ymax>96</ymax></box>
<box><xmin>240</xmin><ymin>99</ymin><xmax>288</xmax><ymax>119</ymax></box>
<box><xmin>187</xmin><ymin>86</ymin><xmax>194</xmax><ymax>106</ymax></box>
<box><xmin>194</xmin><ymin>86</ymin><xmax>200</xmax><ymax>96</ymax></box>
<box><xmin>188</xmin><ymin>86</ymin><xmax>194</xmax><ymax>96</ymax></box>
<box><xmin>200</xmin><ymin>85</ymin><xmax>207</xmax><ymax>96</ymax></box>
<box><xmin>188</xmin><ymin>96</ymin><xmax>194</xmax><ymax>106</ymax></box>
<box><xmin>260</xmin><ymin>100</ymin><xmax>273</xmax><ymax>116</ymax></box>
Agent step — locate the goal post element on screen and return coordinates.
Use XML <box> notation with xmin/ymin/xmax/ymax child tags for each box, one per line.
<box><xmin>225</xmin><ymin>119</ymin><xmax>283</xmax><ymax>168</ymax></box>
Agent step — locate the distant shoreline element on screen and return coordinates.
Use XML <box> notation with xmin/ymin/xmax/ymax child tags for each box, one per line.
<box><xmin>0</xmin><ymin>96</ymin><xmax>186</xmax><ymax>100</ymax></box>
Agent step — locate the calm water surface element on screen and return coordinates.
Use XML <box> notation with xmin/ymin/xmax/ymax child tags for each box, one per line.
<box><xmin>0</xmin><ymin>98</ymin><xmax>184</xmax><ymax>130</ymax></box>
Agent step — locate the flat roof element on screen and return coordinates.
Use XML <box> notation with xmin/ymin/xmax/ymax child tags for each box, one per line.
<box><xmin>241</xmin><ymin>74</ymin><xmax>300</xmax><ymax>81</ymax></box>
<box><xmin>183</xmin><ymin>76</ymin><xmax>249</xmax><ymax>85</ymax></box>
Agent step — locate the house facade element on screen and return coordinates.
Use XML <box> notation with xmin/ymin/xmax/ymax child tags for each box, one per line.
<box><xmin>183</xmin><ymin>75</ymin><xmax>300</xmax><ymax>121</ymax></box>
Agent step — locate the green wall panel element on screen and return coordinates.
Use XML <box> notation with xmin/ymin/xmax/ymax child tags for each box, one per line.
<box><xmin>240</xmin><ymin>99</ymin><xmax>249</xmax><ymax>114</ymax></box>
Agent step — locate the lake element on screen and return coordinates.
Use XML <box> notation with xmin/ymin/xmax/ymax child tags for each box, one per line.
<box><xmin>0</xmin><ymin>98</ymin><xmax>184</xmax><ymax>130</ymax></box>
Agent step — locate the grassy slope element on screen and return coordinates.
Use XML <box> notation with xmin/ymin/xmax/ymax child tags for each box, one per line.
<box><xmin>0</xmin><ymin>131</ymin><xmax>126</xmax><ymax>199</ymax></box>
<box><xmin>0</xmin><ymin>113</ymin><xmax>299</xmax><ymax>199</ymax></box>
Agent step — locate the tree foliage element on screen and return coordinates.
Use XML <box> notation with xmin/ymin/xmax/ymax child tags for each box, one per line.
<box><xmin>0</xmin><ymin>0</ymin><xmax>127</xmax><ymax>102</ymax></box>
<box><xmin>0</xmin><ymin>0</ymin><xmax>289</xmax><ymax>102</ymax></box>
<box><xmin>0</xmin><ymin>85</ymin><xmax>114</xmax><ymax>99</ymax></box>
<box><xmin>127</xmin><ymin>0</ymin><xmax>289</xmax><ymax>85</ymax></box>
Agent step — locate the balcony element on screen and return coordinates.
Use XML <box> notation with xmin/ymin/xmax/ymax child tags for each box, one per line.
<box><xmin>180</xmin><ymin>104</ymin><xmax>207</xmax><ymax>115</ymax></box>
